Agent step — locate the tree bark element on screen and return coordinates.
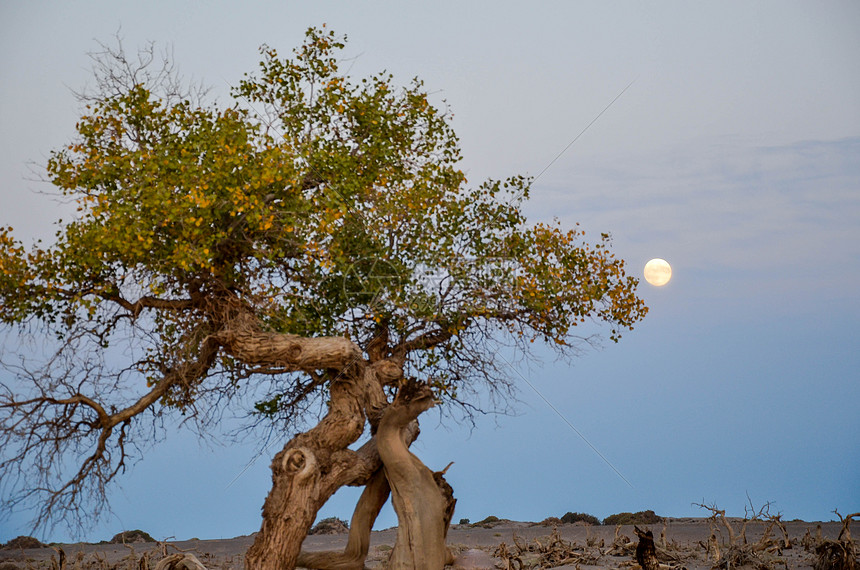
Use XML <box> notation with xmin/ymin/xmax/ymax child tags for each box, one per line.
<box><xmin>213</xmin><ymin>315</ymin><xmax>363</xmax><ymax>374</ymax></box>
<box><xmin>376</xmin><ymin>382</ymin><xmax>455</xmax><ymax>570</ymax></box>
<box><xmin>212</xmin><ymin>316</ymin><xmax>369</xmax><ymax>570</ymax></box>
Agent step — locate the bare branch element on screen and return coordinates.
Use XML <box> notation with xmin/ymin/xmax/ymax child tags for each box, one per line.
<box><xmin>75</xmin><ymin>31</ymin><xmax>210</xmax><ymax>109</ymax></box>
<box><xmin>100</xmin><ymin>293</ymin><xmax>195</xmax><ymax>318</ymax></box>
<box><xmin>0</xmin><ymin>332</ymin><xmax>220</xmax><ymax>533</ymax></box>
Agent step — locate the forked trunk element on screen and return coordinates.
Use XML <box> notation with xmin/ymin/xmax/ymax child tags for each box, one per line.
<box><xmin>243</xmin><ymin>360</ymin><xmax>402</xmax><ymax>570</ymax></box>
<box><xmin>296</xmin><ymin>422</ymin><xmax>421</xmax><ymax>570</ymax></box>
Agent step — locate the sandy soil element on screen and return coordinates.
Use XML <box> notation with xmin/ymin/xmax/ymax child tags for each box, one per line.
<box><xmin>0</xmin><ymin>519</ymin><xmax>848</xmax><ymax>569</ymax></box>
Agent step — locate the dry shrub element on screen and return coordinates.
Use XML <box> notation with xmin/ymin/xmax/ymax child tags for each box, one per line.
<box><xmin>561</xmin><ymin>511</ymin><xmax>600</xmax><ymax>525</ymax></box>
<box><xmin>603</xmin><ymin>510</ymin><xmax>663</xmax><ymax>526</ymax></box>
<box><xmin>1</xmin><ymin>536</ymin><xmax>46</xmax><ymax>550</ymax></box>
<box><xmin>471</xmin><ymin>515</ymin><xmax>504</xmax><ymax>528</ymax></box>
<box><xmin>308</xmin><ymin>517</ymin><xmax>349</xmax><ymax>535</ymax></box>
<box><xmin>534</xmin><ymin>517</ymin><xmax>563</xmax><ymax>527</ymax></box>
<box><xmin>109</xmin><ymin>529</ymin><xmax>155</xmax><ymax>543</ymax></box>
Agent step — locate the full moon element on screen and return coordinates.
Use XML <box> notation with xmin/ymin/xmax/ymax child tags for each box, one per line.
<box><xmin>644</xmin><ymin>258</ymin><xmax>672</xmax><ymax>286</ymax></box>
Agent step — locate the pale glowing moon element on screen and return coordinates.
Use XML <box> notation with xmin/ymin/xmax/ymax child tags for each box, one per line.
<box><xmin>644</xmin><ymin>258</ymin><xmax>672</xmax><ymax>286</ymax></box>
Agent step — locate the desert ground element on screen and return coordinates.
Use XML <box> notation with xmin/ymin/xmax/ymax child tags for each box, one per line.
<box><xmin>0</xmin><ymin>518</ymin><xmax>851</xmax><ymax>569</ymax></box>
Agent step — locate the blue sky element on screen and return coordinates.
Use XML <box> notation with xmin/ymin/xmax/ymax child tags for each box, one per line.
<box><xmin>1</xmin><ymin>1</ymin><xmax>858</xmax><ymax>542</ymax></box>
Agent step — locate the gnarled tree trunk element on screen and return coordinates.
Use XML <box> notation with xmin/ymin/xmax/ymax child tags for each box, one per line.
<box><xmin>238</xmin><ymin>347</ymin><xmax>402</xmax><ymax>569</ymax></box>
<box><xmin>218</xmin><ymin>315</ymin><xmax>455</xmax><ymax>570</ymax></box>
<box><xmin>296</xmin><ymin>421</ymin><xmax>421</xmax><ymax>570</ymax></box>
<box><xmin>377</xmin><ymin>382</ymin><xmax>455</xmax><ymax>569</ymax></box>
<box><xmin>243</xmin><ymin>375</ymin><xmax>366</xmax><ymax>570</ymax></box>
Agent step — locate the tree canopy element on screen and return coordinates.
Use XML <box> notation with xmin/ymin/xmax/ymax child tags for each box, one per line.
<box><xmin>0</xmin><ymin>27</ymin><xmax>647</xmax><ymax>568</ymax></box>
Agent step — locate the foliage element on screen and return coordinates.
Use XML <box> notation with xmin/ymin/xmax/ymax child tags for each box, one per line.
<box><xmin>1</xmin><ymin>26</ymin><xmax>645</xmax><ymax>404</ymax></box>
<box><xmin>602</xmin><ymin>510</ymin><xmax>663</xmax><ymax>526</ymax></box>
<box><xmin>561</xmin><ymin>511</ymin><xmax>601</xmax><ymax>525</ymax></box>
<box><xmin>0</xmin><ymin>26</ymin><xmax>647</xmax><ymax>535</ymax></box>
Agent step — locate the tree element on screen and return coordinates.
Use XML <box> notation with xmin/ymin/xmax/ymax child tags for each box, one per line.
<box><xmin>0</xmin><ymin>28</ymin><xmax>647</xmax><ymax>569</ymax></box>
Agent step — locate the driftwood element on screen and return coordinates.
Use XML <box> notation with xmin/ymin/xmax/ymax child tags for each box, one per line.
<box><xmin>496</xmin><ymin>528</ymin><xmax>601</xmax><ymax>568</ymax></box>
<box><xmin>494</xmin><ymin>542</ymin><xmax>524</xmax><ymax>570</ymax></box>
<box><xmin>49</xmin><ymin>546</ymin><xmax>65</xmax><ymax>570</ymax></box>
<box><xmin>706</xmin><ymin>532</ymin><xmax>721</xmax><ymax>562</ymax></box>
<box><xmin>605</xmin><ymin>524</ymin><xmax>635</xmax><ymax>557</ymax></box>
<box><xmin>153</xmin><ymin>553</ymin><xmax>208</xmax><ymax>570</ymax></box>
<box><xmin>44</xmin><ymin>546</ymin><xmax>209</xmax><ymax>570</ymax></box>
<box><xmin>495</xmin><ymin>526</ymin><xmax>689</xmax><ymax>569</ymax></box>
<box><xmin>695</xmin><ymin>501</ymin><xmax>799</xmax><ymax>570</ymax></box>
<box><xmin>814</xmin><ymin>511</ymin><xmax>859</xmax><ymax>570</ymax></box>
